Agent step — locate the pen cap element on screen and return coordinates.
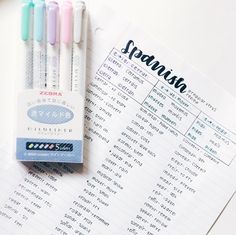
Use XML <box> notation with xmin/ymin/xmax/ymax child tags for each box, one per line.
<box><xmin>47</xmin><ymin>1</ymin><xmax>59</xmax><ymax>45</ymax></box>
<box><xmin>61</xmin><ymin>0</ymin><xmax>73</xmax><ymax>44</ymax></box>
<box><xmin>21</xmin><ymin>0</ymin><xmax>34</xmax><ymax>41</ymax></box>
<box><xmin>34</xmin><ymin>0</ymin><xmax>46</xmax><ymax>42</ymax></box>
<box><xmin>74</xmin><ymin>1</ymin><xmax>86</xmax><ymax>43</ymax></box>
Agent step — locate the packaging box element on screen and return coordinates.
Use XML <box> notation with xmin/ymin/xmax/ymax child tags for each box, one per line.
<box><xmin>16</xmin><ymin>90</ymin><xmax>84</xmax><ymax>163</ymax></box>
<box><xmin>17</xmin><ymin>0</ymin><xmax>88</xmax><ymax>163</ymax></box>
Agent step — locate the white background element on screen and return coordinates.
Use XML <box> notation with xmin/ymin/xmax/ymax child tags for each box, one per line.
<box><xmin>0</xmin><ymin>0</ymin><xmax>236</xmax><ymax>234</ymax></box>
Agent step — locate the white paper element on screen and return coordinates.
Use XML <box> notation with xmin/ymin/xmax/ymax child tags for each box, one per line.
<box><xmin>0</xmin><ymin>3</ymin><xmax>236</xmax><ymax>235</ymax></box>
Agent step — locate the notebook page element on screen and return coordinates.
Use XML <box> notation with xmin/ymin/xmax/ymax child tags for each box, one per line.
<box><xmin>1</xmin><ymin>3</ymin><xmax>236</xmax><ymax>235</ymax></box>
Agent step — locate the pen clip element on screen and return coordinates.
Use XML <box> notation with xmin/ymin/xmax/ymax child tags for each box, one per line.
<box><xmin>74</xmin><ymin>1</ymin><xmax>86</xmax><ymax>44</ymax></box>
<box><xmin>47</xmin><ymin>1</ymin><xmax>59</xmax><ymax>45</ymax></box>
<box><xmin>34</xmin><ymin>0</ymin><xmax>45</xmax><ymax>42</ymax></box>
<box><xmin>61</xmin><ymin>1</ymin><xmax>73</xmax><ymax>44</ymax></box>
<box><xmin>21</xmin><ymin>0</ymin><xmax>34</xmax><ymax>41</ymax></box>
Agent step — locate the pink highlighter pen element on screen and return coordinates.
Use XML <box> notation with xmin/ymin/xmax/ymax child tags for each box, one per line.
<box><xmin>59</xmin><ymin>0</ymin><xmax>73</xmax><ymax>91</ymax></box>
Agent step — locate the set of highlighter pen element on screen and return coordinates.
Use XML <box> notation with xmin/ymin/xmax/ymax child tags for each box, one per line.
<box><xmin>21</xmin><ymin>0</ymin><xmax>87</xmax><ymax>94</ymax></box>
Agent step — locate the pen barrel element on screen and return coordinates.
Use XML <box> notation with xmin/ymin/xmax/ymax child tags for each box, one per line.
<box><xmin>72</xmin><ymin>42</ymin><xmax>85</xmax><ymax>94</ymax></box>
<box><xmin>46</xmin><ymin>43</ymin><xmax>59</xmax><ymax>89</ymax></box>
<box><xmin>22</xmin><ymin>40</ymin><xmax>33</xmax><ymax>90</ymax></box>
<box><xmin>33</xmin><ymin>41</ymin><xmax>46</xmax><ymax>89</ymax></box>
<box><xmin>59</xmin><ymin>43</ymin><xmax>72</xmax><ymax>91</ymax></box>
<box><xmin>72</xmin><ymin>10</ymin><xmax>87</xmax><ymax>95</ymax></box>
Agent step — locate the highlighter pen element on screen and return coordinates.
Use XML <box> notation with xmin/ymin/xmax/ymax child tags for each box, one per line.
<box><xmin>33</xmin><ymin>0</ymin><xmax>46</xmax><ymax>89</ymax></box>
<box><xmin>46</xmin><ymin>1</ymin><xmax>60</xmax><ymax>89</ymax></box>
<box><xmin>72</xmin><ymin>1</ymin><xmax>87</xmax><ymax>95</ymax></box>
<box><xmin>59</xmin><ymin>0</ymin><xmax>73</xmax><ymax>91</ymax></box>
<box><xmin>21</xmin><ymin>0</ymin><xmax>34</xmax><ymax>90</ymax></box>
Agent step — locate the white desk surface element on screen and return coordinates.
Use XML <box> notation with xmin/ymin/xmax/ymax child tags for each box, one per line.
<box><xmin>0</xmin><ymin>0</ymin><xmax>235</xmax><ymax>234</ymax></box>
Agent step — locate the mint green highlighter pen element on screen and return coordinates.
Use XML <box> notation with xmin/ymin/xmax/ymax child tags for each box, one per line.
<box><xmin>21</xmin><ymin>0</ymin><xmax>34</xmax><ymax>89</ymax></box>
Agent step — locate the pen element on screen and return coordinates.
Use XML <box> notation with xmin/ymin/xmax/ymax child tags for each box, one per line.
<box><xmin>72</xmin><ymin>1</ymin><xmax>87</xmax><ymax>94</ymax></box>
<box><xmin>33</xmin><ymin>0</ymin><xmax>46</xmax><ymax>89</ymax></box>
<box><xmin>59</xmin><ymin>0</ymin><xmax>73</xmax><ymax>91</ymax></box>
<box><xmin>46</xmin><ymin>1</ymin><xmax>59</xmax><ymax>90</ymax></box>
<box><xmin>21</xmin><ymin>0</ymin><xmax>34</xmax><ymax>90</ymax></box>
